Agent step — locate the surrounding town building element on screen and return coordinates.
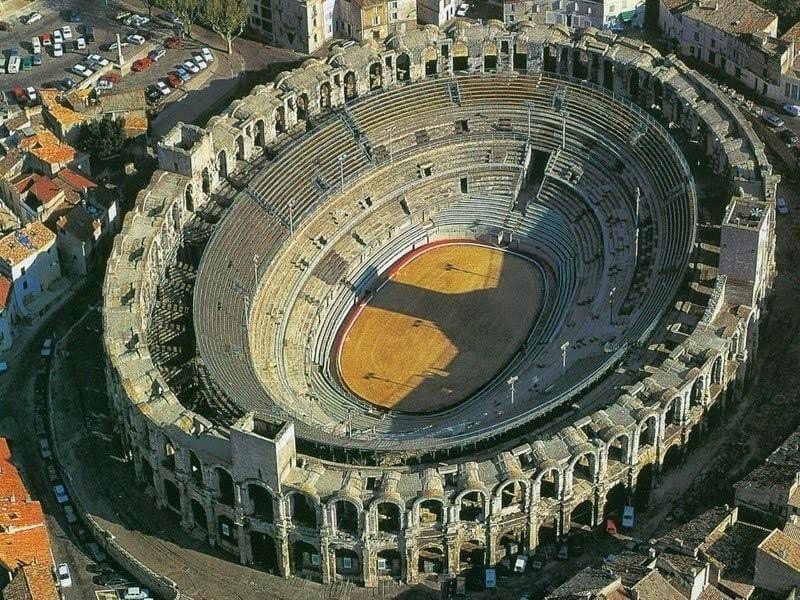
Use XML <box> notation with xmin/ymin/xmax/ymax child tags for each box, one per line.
<box><xmin>335</xmin><ymin>0</ymin><xmax>417</xmax><ymax>43</ymax></box>
<box><xmin>504</xmin><ymin>0</ymin><xmax>644</xmax><ymax>29</ymax></box>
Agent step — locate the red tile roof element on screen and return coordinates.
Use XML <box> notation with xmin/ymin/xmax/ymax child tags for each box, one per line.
<box><xmin>56</xmin><ymin>168</ymin><xmax>96</xmax><ymax>192</ymax></box>
<box><xmin>0</xmin><ymin>275</ymin><xmax>11</xmax><ymax>312</ymax></box>
<box><xmin>29</xmin><ymin>176</ymin><xmax>63</xmax><ymax>206</ymax></box>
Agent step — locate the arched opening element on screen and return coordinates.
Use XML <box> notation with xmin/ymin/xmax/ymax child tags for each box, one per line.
<box><xmin>217</xmin><ymin>151</ymin><xmax>228</xmax><ymax>179</ymax></box>
<box><xmin>184</xmin><ymin>183</ymin><xmax>194</xmax><ymax>212</ymax></box>
<box><xmin>690</xmin><ymin>378</ymin><xmax>704</xmax><ymax>408</ymax></box>
<box><xmin>368</xmin><ymin>62</ymin><xmax>382</xmax><ymax>90</ymax></box>
<box><xmin>141</xmin><ymin>460</ymin><xmax>154</xmax><ymax>487</ymax></box>
<box><xmin>453</xmin><ymin>42</ymin><xmax>468</xmax><ymax>71</ymax></box>
<box><xmin>559</xmin><ymin>47</ymin><xmax>569</xmax><ymax>73</ymax></box>
<box><xmin>497</xmin><ymin>529</ymin><xmax>525</xmax><ymax>563</ymax></box>
<box><xmin>424</xmin><ymin>47</ymin><xmax>438</xmax><ymax>76</ymax></box>
<box><xmin>201</xmin><ymin>168</ymin><xmax>211</xmax><ymax>195</ymax></box>
<box><xmin>629</xmin><ymin>69</ymin><xmax>640</xmax><ymax>100</ymax></box>
<box><xmin>573</xmin><ymin>49</ymin><xmax>587</xmax><ymax>79</ymax></box>
<box><xmin>538</xmin><ymin>469</ymin><xmax>559</xmax><ymax>501</ymax></box>
<box><xmin>320</xmin><ymin>82</ymin><xmax>332</xmax><ymax>109</ymax></box>
<box><xmin>543</xmin><ymin>46</ymin><xmax>557</xmax><ymax>72</ymax></box>
<box><xmin>335</xmin><ymin>499</ymin><xmax>359</xmax><ymax>536</ymax></box>
<box><xmin>570</xmin><ymin>499</ymin><xmax>594</xmax><ymax>529</ymax></box>
<box><xmin>191</xmin><ymin>499</ymin><xmax>207</xmax><ymax>531</ymax></box>
<box><xmin>458</xmin><ymin>540</ymin><xmax>485</xmax><ymax>573</ymax></box>
<box><xmin>189</xmin><ymin>451</ymin><xmax>202</xmax><ymax>485</ymax></box>
<box><xmin>290</xmin><ymin>493</ymin><xmax>317</xmax><ymax>528</ymax></box>
<box><xmin>216</xmin><ymin>467</ymin><xmax>235</xmax><ymax>507</ymax></box>
<box><xmin>291</xmin><ymin>540</ymin><xmax>321</xmax><ymax>578</ymax></box>
<box><xmin>633</xmin><ymin>463</ymin><xmax>654</xmax><ymax>510</ymax></box>
<box><xmin>334</xmin><ymin>548</ymin><xmax>360</xmax><ymax>579</ymax></box>
<box><xmin>217</xmin><ymin>515</ymin><xmax>236</xmax><ymax>544</ymax></box>
<box><xmin>607</xmin><ymin>435</ymin><xmax>629</xmax><ymax>467</ymax></box>
<box><xmin>687</xmin><ymin>424</ymin><xmax>703</xmax><ymax>450</ymax></box>
<box><xmin>484</xmin><ymin>43</ymin><xmax>497</xmax><ymax>72</ymax></box>
<box><xmin>590</xmin><ymin>53</ymin><xmax>601</xmax><ymax>83</ymax></box>
<box><xmin>163</xmin><ymin>440</ymin><xmax>176</xmax><ymax>471</ymax></box>
<box><xmin>255</xmin><ymin>119</ymin><xmax>266</xmax><ymax>147</ymax></box>
<box><xmin>396</xmin><ymin>53</ymin><xmax>410</xmax><ymax>81</ymax></box>
<box><xmin>297</xmin><ymin>93</ymin><xmax>309</xmax><ymax>120</ymax></box>
<box><xmin>664</xmin><ymin>398</ymin><xmax>682</xmax><ymax>430</ymax></box>
<box><xmin>662</xmin><ymin>444</ymin><xmax>682</xmax><ymax>473</ymax></box>
<box><xmin>712</xmin><ymin>356</ymin><xmax>724</xmax><ymax>385</ymax></box>
<box><xmin>377</xmin><ymin>502</ymin><xmax>401</xmax><ymax>533</ymax></box>
<box><xmin>377</xmin><ymin>549</ymin><xmax>401</xmax><ymax>580</ymax></box>
<box><xmin>538</xmin><ymin>516</ymin><xmax>558</xmax><ymax>545</ymax></box>
<box><xmin>275</xmin><ymin>106</ymin><xmax>286</xmax><ymax>134</ymax></box>
<box><xmin>652</xmin><ymin>79</ymin><xmax>663</xmax><ymax>108</ymax></box>
<box><xmin>344</xmin><ymin>71</ymin><xmax>357</xmax><ymax>101</ymax></box>
<box><xmin>500</xmin><ymin>480</ymin><xmax>525</xmax><ymax>512</ymax></box>
<box><xmin>251</xmin><ymin>532</ymin><xmax>278</xmax><ymax>573</ymax></box>
<box><xmin>164</xmin><ymin>478</ymin><xmax>181</xmax><ymax>511</ymax></box>
<box><xmin>638</xmin><ymin>416</ymin><xmax>657</xmax><ymax>452</ymax></box>
<box><xmin>235</xmin><ymin>136</ymin><xmax>245</xmax><ymax>161</ymax></box>
<box><xmin>513</xmin><ymin>42</ymin><xmax>528</xmax><ymax>71</ymax></box>
<box><xmin>419</xmin><ymin>499</ymin><xmax>443</xmax><ymax>526</ymax></box>
<box><xmin>571</xmin><ymin>453</ymin><xmax>595</xmax><ymax>488</ymax></box>
<box><xmin>459</xmin><ymin>491</ymin><xmax>485</xmax><ymax>522</ymax></box>
<box><xmin>603</xmin><ymin>61</ymin><xmax>614</xmax><ymax>90</ymax></box>
<box><xmin>249</xmin><ymin>484</ymin><xmax>274</xmax><ymax>523</ymax></box>
<box><xmin>729</xmin><ymin>333</ymin><xmax>740</xmax><ymax>359</ymax></box>
<box><xmin>418</xmin><ymin>546</ymin><xmax>444</xmax><ymax>575</ymax></box>
<box><xmin>602</xmin><ymin>483</ymin><xmax>627</xmax><ymax>521</ymax></box>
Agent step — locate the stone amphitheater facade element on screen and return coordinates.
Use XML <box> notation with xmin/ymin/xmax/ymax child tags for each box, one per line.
<box><xmin>103</xmin><ymin>21</ymin><xmax>779</xmax><ymax>589</ymax></box>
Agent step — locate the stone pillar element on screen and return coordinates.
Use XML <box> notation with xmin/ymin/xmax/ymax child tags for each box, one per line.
<box><xmin>277</xmin><ymin>530</ymin><xmax>291</xmax><ymax>577</ymax></box>
<box><xmin>239</xmin><ymin>523</ymin><xmax>252</xmax><ymax>564</ymax></box>
<box><xmin>176</xmin><ymin>478</ymin><xmax>194</xmax><ymax>530</ymax></box>
<box><xmin>362</xmin><ymin>543</ymin><xmax>376</xmax><ymax>588</ymax></box>
<box><xmin>320</xmin><ymin>536</ymin><xmax>332</xmax><ymax>583</ymax></box>
<box><xmin>446</xmin><ymin>536</ymin><xmax>459</xmax><ymax>575</ymax></box>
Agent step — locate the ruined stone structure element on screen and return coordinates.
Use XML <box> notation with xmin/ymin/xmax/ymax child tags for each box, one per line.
<box><xmin>103</xmin><ymin>21</ymin><xmax>778</xmax><ymax>590</ymax></box>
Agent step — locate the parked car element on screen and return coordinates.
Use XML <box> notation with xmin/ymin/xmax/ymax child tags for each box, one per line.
<box><xmin>156</xmin><ymin>80</ymin><xmax>171</xmax><ymax>95</ymax></box>
<box><xmin>88</xmin><ymin>54</ymin><xmax>110</xmax><ymax>67</ymax></box>
<box><xmin>513</xmin><ymin>554</ymin><xmax>528</xmax><ymax>573</ymax></box>
<box><xmin>9</xmin><ymin>44</ymin><xmax>19</xmax><ymax>57</ymax></box>
<box><xmin>192</xmin><ymin>55</ymin><xmax>207</xmax><ymax>70</ymax></box>
<box><xmin>132</xmin><ymin>57</ymin><xmax>152</xmax><ymax>72</ymax></box>
<box><xmin>69</xmin><ymin>10</ymin><xmax>81</xmax><ymax>23</ymax></box>
<box><xmin>41</xmin><ymin>33</ymin><xmax>52</xmax><ymax>47</ymax></box>
<box><xmin>529</xmin><ymin>554</ymin><xmax>545</xmax><ymax>571</ymax></box>
<box><xmin>84</xmin><ymin>24</ymin><xmax>95</xmax><ymax>42</ymax></box>
<box><xmin>783</xmin><ymin>103</ymin><xmax>800</xmax><ymax>117</ymax></box>
<box><xmin>41</xmin><ymin>338</ymin><xmax>53</xmax><ymax>357</ymax></box>
<box><xmin>38</xmin><ymin>437</ymin><xmax>52</xmax><ymax>458</ymax></box>
<box><xmin>61</xmin><ymin>77</ymin><xmax>76</xmax><ymax>89</ymax></box>
<box><xmin>65</xmin><ymin>40</ymin><xmax>76</xmax><ymax>53</ymax></box>
<box><xmin>174</xmin><ymin>66</ymin><xmax>190</xmax><ymax>82</ymax></box>
<box><xmin>53</xmin><ymin>29</ymin><xmax>63</xmax><ymax>44</ymax></box>
<box><xmin>96</xmin><ymin>572</ymin><xmax>131</xmax><ymax>587</ymax></box>
<box><xmin>95</xmin><ymin>79</ymin><xmax>113</xmax><ymax>91</ymax></box>
<box><xmin>779</xmin><ymin>129</ymin><xmax>799</xmax><ymax>145</ymax></box>
<box><xmin>148</xmin><ymin>47</ymin><xmax>166</xmax><ymax>62</ymax></box>
<box><xmin>166</xmin><ymin>72</ymin><xmax>183</xmax><ymax>88</ymax></box>
<box><xmin>64</xmin><ymin>503</ymin><xmax>78</xmax><ymax>524</ymax></box>
<box><xmin>61</xmin><ymin>26</ymin><xmax>73</xmax><ymax>40</ymax></box>
<box><xmin>455</xmin><ymin>3</ymin><xmax>469</xmax><ymax>16</ymax></box>
<box><xmin>764</xmin><ymin>113</ymin><xmax>785</xmax><ymax>127</ymax></box>
<box><xmin>0</xmin><ymin>58</ymin><xmax>6</xmax><ymax>74</ymax></box>
<box><xmin>53</xmin><ymin>484</ymin><xmax>69</xmax><ymax>504</ymax></box>
<box><xmin>123</xmin><ymin>587</ymin><xmax>151</xmax><ymax>600</ymax></box>
<box><xmin>115</xmin><ymin>11</ymin><xmax>132</xmax><ymax>21</ymax></box>
<box><xmin>100</xmin><ymin>72</ymin><xmax>120</xmax><ymax>83</ymax></box>
<box><xmin>25</xmin><ymin>86</ymin><xmax>36</xmax><ymax>103</ymax></box>
<box><xmin>75</xmin><ymin>37</ymin><xmax>86</xmax><ymax>50</ymax></box>
<box><xmin>31</xmin><ymin>36</ymin><xmax>41</xmax><ymax>53</ymax></box>
<box><xmin>32</xmin><ymin>52</ymin><xmax>41</xmax><ymax>66</ymax></box>
<box><xmin>46</xmin><ymin>464</ymin><xmax>58</xmax><ymax>482</ymax></box>
<box><xmin>57</xmin><ymin>564</ymin><xmax>72</xmax><ymax>588</ymax></box>
<box><xmin>127</xmin><ymin>33</ymin><xmax>146</xmax><ymax>45</ymax></box>
<box><xmin>182</xmin><ymin>59</ymin><xmax>199</xmax><ymax>74</ymax></box>
<box><xmin>22</xmin><ymin>11</ymin><xmax>42</xmax><ymax>25</ymax></box>
<box><xmin>53</xmin><ymin>43</ymin><xmax>63</xmax><ymax>57</ymax></box>
<box><xmin>7</xmin><ymin>55</ymin><xmax>20</xmax><ymax>74</ymax></box>
<box><xmin>201</xmin><ymin>47</ymin><xmax>214</xmax><ymax>62</ymax></box>
<box><xmin>87</xmin><ymin>542</ymin><xmax>108</xmax><ymax>563</ymax></box>
<box><xmin>71</xmin><ymin>63</ymin><xmax>91</xmax><ymax>76</ymax></box>
<box><xmin>146</xmin><ymin>86</ymin><xmax>162</xmax><ymax>104</ymax></box>
<box><xmin>106</xmin><ymin>40</ymin><xmax>128</xmax><ymax>51</ymax></box>
<box><xmin>164</xmin><ymin>36</ymin><xmax>181</xmax><ymax>49</ymax></box>
<box><xmin>21</xmin><ymin>55</ymin><xmax>32</xmax><ymax>71</ymax></box>
<box><xmin>622</xmin><ymin>505</ymin><xmax>635</xmax><ymax>528</ymax></box>
<box><xmin>777</xmin><ymin>197</ymin><xmax>789</xmax><ymax>215</ymax></box>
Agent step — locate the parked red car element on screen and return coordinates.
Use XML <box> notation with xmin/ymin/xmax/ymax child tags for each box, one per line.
<box><xmin>166</xmin><ymin>72</ymin><xmax>183</xmax><ymax>88</ymax></box>
<box><xmin>164</xmin><ymin>36</ymin><xmax>181</xmax><ymax>49</ymax></box>
<box><xmin>100</xmin><ymin>72</ymin><xmax>121</xmax><ymax>83</ymax></box>
<box><xmin>11</xmin><ymin>86</ymin><xmax>27</xmax><ymax>104</ymax></box>
<box><xmin>132</xmin><ymin>57</ymin><xmax>153</xmax><ymax>72</ymax></box>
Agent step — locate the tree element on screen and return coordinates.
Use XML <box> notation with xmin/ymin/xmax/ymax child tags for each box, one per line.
<box><xmin>203</xmin><ymin>0</ymin><xmax>248</xmax><ymax>54</ymax></box>
<box><xmin>140</xmin><ymin>0</ymin><xmax>158</xmax><ymax>18</ymax></box>
<box><xmin>77</xmin><ymin>119</ymin><xmax>125</xmax><ymax>163</ymax></box>
<box><xmin>164</xmin><ymin>0</ymin><xmax>202</xmax><ymax>37</ymax></box>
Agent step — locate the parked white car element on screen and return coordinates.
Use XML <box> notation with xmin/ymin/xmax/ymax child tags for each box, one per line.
<box><xmin>156</xmin><ymin>81</ymin><xmax>172</xmax><ymax>96</ymax></box>
<box><xmin>192</xmin><ymin>55</ymin><xmax>207</xmax><ymax>70</ymax></box>
<box><xmin>783</xmin><ymin>103</ymin><xmax>800</xmax><ymax>117</ymax></box>
<box><xmin>76</xmin><ymin>37</ymin><xmax>86</xmax><ymax>50</ymax></box>
<box><xmin>31</xmin><ymin>36</ymin><xmax>41</xmax><ymax>54</ymax></box>
<box><xmin>57</xmin><ymin>563</ymin><xmax>72</xmax><ymax>588</ymax></box>
<box><xmin>126</xmin><ymin>33</ymin><xmax>146</xmax><ymax>45</ymax></box>
<box><xmin>201</xmin><ymin>47</ymin><xmax>213</xmax><ymax>62</ymax></box>
<box><xmin>53</xmin><ymin>43</ymin><xmax>63</xmax><ymax>57</ymax></box>
<box><xmin>61</xmin><ymin>25</ymin><xmax>73</xmax><ymax>40</ymax></box>
<box><xmin>88</xmin><ymin>53</ymin><xmax>110</xmax><ymax>66</ymax></box>
<box><xmin>53</xmin><ymin>29</ymin><xmax>63</xmax><ymax>44</ymax></box>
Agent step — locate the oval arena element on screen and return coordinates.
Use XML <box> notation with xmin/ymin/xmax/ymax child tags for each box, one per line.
<box><xmin>104</xmin><ymin>21</ymin><xmax>778</xmax><ymax>591</ymax></box>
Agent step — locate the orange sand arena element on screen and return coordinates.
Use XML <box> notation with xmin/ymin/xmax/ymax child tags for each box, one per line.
<box><xmin>336</xmin><ymin>242</ymin><xmax>544</xmax><ymax>413</ymax></box>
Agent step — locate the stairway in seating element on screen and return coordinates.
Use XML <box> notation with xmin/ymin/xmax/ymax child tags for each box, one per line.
<box><xmin>448</xmin><ymin>80</ymin><xmax>462</xmax><ymax>105</ymax></box>
<box><xmin>340</xmin><ymin>106</ymin><xmax>374</xmax><ymax>163</ymax></box>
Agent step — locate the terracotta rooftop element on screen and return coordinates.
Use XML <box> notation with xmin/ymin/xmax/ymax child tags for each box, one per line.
<box><xmin>664</xmin><ymin>0</ymin><xmax>776</xmax><ymax>36</ymax></box>
<box><xmin>0</xmin><ymin>222</ymin><xmax>57</xmax><ymax>267</ymax></box>
<box><xmin>759</xmin><ymin>529</ymin><xmax>800</xmax><ymax>572</ymax></box>
<box><xmin>782</xmin><ymin>21</ymin><xmax>800</xmax><ymax>45</ymax></box>
<box><xmin>40</xmin><ymin>88</ymin><xmax>86</xmax><ymax>130</ymax></box>
<box><xmin>27</xmin><ymin>129</ymin><xmax>76</xmax><ymax>166</ymax></box>
<box><xmin>56</xmin><ymin>168</ymin><xmax>96</xmax><ymax>192</ymax></box>
<box><xmin>0</xmin><ymin>276</ymin><xmax>10</xmax><ymax>312</ymax></box>
<box><xmin>0</xmin><ymin>149</ymin><xmax>24</xmax><ymax>179</ymax></box>
<box><xmin>29</xmin><ymin>176</ymin><xmax>63</xmax><ymax>206</ymax></box>
<box><xmin>123</xmin><ymin>116</ymin><xmax>149</xmax><ymax>137</ymax></box>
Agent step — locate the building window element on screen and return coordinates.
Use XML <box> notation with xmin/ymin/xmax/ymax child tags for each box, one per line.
<box><xmin>694</xmin><ymin>31</ymin><xmax>699</xmax><ymax>42</ymax></box>
<box><xmin>372</xmin><ymin>14</ymin><xmax>379</xmax><ymax>25</ymax></box>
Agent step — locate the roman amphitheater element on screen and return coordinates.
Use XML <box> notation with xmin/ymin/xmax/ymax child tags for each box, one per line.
<box><xmin>103</xmin><ymin>20</ymin><xmax>779</xmax><ymax>591</ymax></box>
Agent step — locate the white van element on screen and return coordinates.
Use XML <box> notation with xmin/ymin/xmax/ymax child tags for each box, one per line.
<box><xmin>7</xmin><ymin>56</ymin><xmax>20</xmax><ymax>74</ymax></box>
<box><xmin>31</xmin><ymin>36</ymin><xmax>41</xmax><ymax>54</ymax></box>
<box><xmin>513</xmin><ymin>555</ymin><xmax>528</xmax><ymax>573</ymax></box>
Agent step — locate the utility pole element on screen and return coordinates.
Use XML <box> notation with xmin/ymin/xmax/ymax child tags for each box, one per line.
<box><xmin>288</xmin><ymin>200</ymin><xmax>294</xmax><ymax>238</ymax></box>
<box><xmin>507</xmin><ymin>375</ymin><xmax>519</xmax><ymax>404</ymax></box>
<box><xmin>609</xmin><ymin>286</ymin><xmax>616</xmax><ymax>326</ymax></box>
<box><xmin>561</xmin><ymin>341</ymin><xmax>570</xmax><ymax>373</ymax></box>
<box><xmin>386</xmin><ymin>125</ymin><xmax>396</xmax><ymax>163</ymax></box>
<box><xmin>525</xmin><ymin>100</ymin><xmax>536</xmax><ymax>141</ymax></box>
<box><xmin>338</xmin><ymin>152</ymin><xmax>348</xmax><ymax>191</ymax></box>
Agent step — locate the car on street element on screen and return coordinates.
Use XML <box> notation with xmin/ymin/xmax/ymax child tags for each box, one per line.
<box><xmin>132</xmin><ymin>57</ymin><xmax>153</xmax><ymax>72</ymax></box>
<box><xmin>764</xmin><ymin>113</ymin><xmax>785</xmax><ymax>127</ymax></box>
<box><xmin>53</xmin><ymin>484</ymin><xmax>69</xmax><ymax>504</ymax></box>
<box><xmin>183</xmin><ymin>59</ymin><xmax>199</xmax><ymax>74</ymax></box>
<box><xmin>127</xmin><ymin>34</ymin><xmax>146</xmax><ymax>46</ymax></box>
<box><xmin>777</xmin><ymin>197</ymin><xmax>789</xmax><ymax>214</ymax></box>
<box><xmin>53</xmin><ymin>43</ymin><xmax>63</xmax><ymax>57</ymax></box>
<box><xmin>192</xmin><ymin>55</ymin><xmax>207</xmax><ymax>70</ymax></box>
<box><xmin>22</xmin><ymin>12</ymin><xmax>42</xmax><ymax>25</ymax></box>
<box><xmin>165</xmin><ymin>36</ymin><xmax>181</xmax><ymax>49</ymax></box>
<box><xmin>156</xmin><ymin>80</ymin><xmax>172</xmax><ymax>95</ymax></box>
<box><xmin>57</xmin><ymin>564</ymin><xmax>72</xmax><ymax>588</ymax></box>
<box><xmin>779</xmin><ymin>129</ymin><xmax>799</xmax><ymax>145</ymax></box>
<box><xmin>783</xmin><ymin>103</ymin><xmax>800</xmax><ymax>117</ymax></box>
<box><xmin>202</xmin><ymin>47</ymin><xmax>214</xmax><ymax>62</ymax></box>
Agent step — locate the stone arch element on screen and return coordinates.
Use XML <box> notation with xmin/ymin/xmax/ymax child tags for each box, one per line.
<box><xmin>235</xmin><ymin>136</ymin><xmax>245</xmax><ymax>161</ymax></box>
<box><xmin>333</xmin><ymin>498</ymin><xmax>360</xmax><ymax>536</ymax></box>
<box><xmin>163</xmin><ymin>439</ymin><xmax>176</xmax><ymax>470</ymax></box>
<box><xmin>334</xmin><ymin>547</ymin><xmax>361</xmax><ymax>579</ymax></box>
<box><xmin>163</xmin><ymin>478</ymin><xmax>181</xmax><ymax>511</ymax></box>
<box><xmin>184</xmin><ymin>182</ymin><xmax>194</xmax><ymax>212</ymax></box>
<box><xmin>141</xmin><ymin>459</ymin><xmax>154</xmax><ymax>487</ymax></box>
<box><xmin>291</xmin><ymin>540</ymin><xmax>321</xmax><ymax>578</ymax></box>
<box><xmin>484</xmin><ymin>42</ymin><xmax>498</xmax><ymax>72</ymax></box>
<box><xmin>215</xmin><ymin>466</ymin><xmax>235</xmax><ymax>507</ymax></box>
<box><xmin>418</xmin><ymin>545</ymin><xmax>444</xmax><ymax>575</ymax></box>
<box><xmin>637</xmin><ymin>414</ymin><xmax>658</xmax><ymax>452</ymax></box>
<box><xmin>570</xmin><ymin>498</ymin><xmax>594</xmax><ymax>528</ymax></box>
<box><xmin>497</xmin><ymin>527</ymin><xmax>526</xmax><ymax>562</ymax></box>
<box><xmin>190</xmin><ymin>498</ymin><xmax>207</xmax><ymax>530</ymax></box>
<box><xmin>423</xmin><ymin>47</ymin><xmax>438</xmax><ymax>76</ymax></box>
<box><xmin>251</xmin><ymin>531</ymin><xmax>279</xmax><ymax>573</ymax></box>
<box><xmin>288</xmin><ymin>491</ymin><xmax>318</xmax><ymax>528</ymax></box>
<box><xmin>377</xmin><ymin>548</ymin><xmax>402</xmax><ymax>579</ymax></box>
<box><xmin>375</xmin><ymin>501</ymin><xmax>402</xmax><ymax>533</ymax></box>
<box><xmin>652</xmin><ymin>78</ymin><xmax>663</xmax><ymax>107</ymax></box>
<box><xmin>274</xmin><ymin>106</ymin><xmax>286</xmax><ymax>134</ymax></box>
<box><xmin>661</xmin><ymin>443</ymin><xmax>682</xmax><ymax>473</ymax></box>
<box><xmin>297</xmin><ymin>92</ymin><xmax>309</xmax><ymax>120</ymax></box>
<box><xmin>344</xmin><ymin>71</ymin><xmax>357</xmax><ymax>101</ymax></box>
<box><xmin>320</xmin><ymin>82</ymin><xmax>332</xmax><ymax>109</ymax></box>
<box><xmin>368</xmin><ymin>62</ymin><xmax>383</xmax><ymax>90</ymax></box>
<box><xmin>457</xmin><ymin>489</ymin><xmax>486</xmax><ymax>522</ymax></box>
<box><xmin>664</xmin><ymin>396</ymin><xmax>683</xmax><ymax>429</ymax></box>
<box><xmin>602</xmin><ymin>482</ymin><xmax>627</xmax><ymax>521</ymax></box>
<box><xmin>418</xmin><ymin>498</ymin><xmax>444</xmax><ymax>526</ymax></box>
<box><xmin>498</xmin><ymin>479</ymin><xmax>526</xmax><ymax>512</ymax></box>
<box><xmin>538</xmin><ymin>515</ymin><xmax>559</xmax><ymax>545</ymax></box>
<box><xmin>458</xmin><ymin>539</ymin><xmax>486</xmax><ymax>573</ymax></box>
<box><xmin>248</xmin><ymin>483</ymin><xmax>274</xmax><ymax>522</ymax></box>
<box><xmin>712</xmin><ymin>355</ymin><xmax>724</xmax><ymax>385</ymax></box>
<box><xmin>255</xmin><ymin>119</ymin><xmax>266</xmax><ymax>147</ymax></box>
<box><xmin>453</xmin><ymin>41</ymin><xmax>469</xmax><ymax>71</ymax></box>
<box><xmin>201</xmin><ymin>168</ymin><xmax>211</xmax><ymax>195</ymax></box>
<box><xmin>535</xmin><ymin>468</ymin><xmax>561</xmax><ymax>501</ymax></box>
<box><xmin>607</xmin><ymin>434</ymin><xmax>630</xmax><ymax>466</ymax></box>
<box><xmin>569</xmin><ymin>452</ymin><xmax>597</xmax><ymax>488</ymax></box>
<box><xmin>396</xmin><ymin>53</ymin><xmax>411</xmax><ymax>81</ymax></box>
<box><xmin>629</xmin><ymin>69</ymin><xmax>640</xmax><ymax>100</ymax></box>
<box><xmin>690</xmin><ymin>377</ymin><xmax>705</xmax><ymax>407</ymax></box>
<box><xmin>217</xmin><ymin>150</ymin><xmax>228</xmax><ymax>179</ymax></box>
<box><xmin>189</xmin><ymin>450</ymin><xmax>203</xmax><ymax>485</ymax></box>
